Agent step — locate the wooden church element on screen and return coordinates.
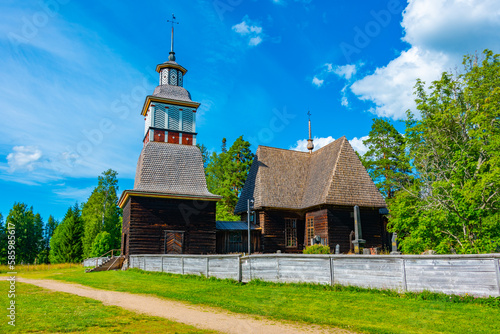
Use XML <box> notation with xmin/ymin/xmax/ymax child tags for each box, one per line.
<box><xmin>118</xmin><ymin>21</ymin><xmax>221</xmax><ymax>257</ymax></box>
<box><xmin>235</xmin><ymin>120</ymin><xmax>388</xmax><ymax>253</ymax></box>
<box><xmin>118</xmin><ymin>18</ymin><xmax>387</xmax><ymax>257</ymax></box>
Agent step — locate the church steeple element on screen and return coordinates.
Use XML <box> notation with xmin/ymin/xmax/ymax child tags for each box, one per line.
<box><xmin>140</xmin><ymin>14</ymin><xmax>200</xmax><ymax>146</ymax></box>
<box><xmin>167</xmin><ymin>13</ymin><xmax>178</xmax><ymax>61</ymax></box>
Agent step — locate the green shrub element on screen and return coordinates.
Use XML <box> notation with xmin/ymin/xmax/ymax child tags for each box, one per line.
<box><xmin>90</xmin><ymin>231</ymin><xmax>113</xmax><ymax>257</ymax></box>
<box><xmin>303</xmin><ymin>244</ymin><xmax>330</xmax><ymax>254</ymax></box>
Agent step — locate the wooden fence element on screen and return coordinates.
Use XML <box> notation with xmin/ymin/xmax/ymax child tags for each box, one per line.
<box><xmin>128</xmin><ymin>253</ymin><xmax>500</xmax><ymax>297</ymax></box>
<box><xmin>83</xmin><ymin>257</ymin><xmax>110</xmax><ymax>268</ymax></box>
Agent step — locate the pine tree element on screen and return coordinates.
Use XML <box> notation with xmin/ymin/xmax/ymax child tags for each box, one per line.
<box><xmin>49</xmin><ymin>203</ymin><xmax>83</xmax><ymax>263</ymax></box>
<box><xmin>0</xmin><ymin>213</ymin><xmax>6</xmax><ymax>264</ymax></box>
<box><xmin>81</xmin><ymin>169</ymin><xmax>121</xmax><ymax>258</ymax></box>
<box><xmin>206</xmin><ymin>136</ymin><xmax>254</xmax><ymax>220</ymax></box>
<box><xmin>362</xmin><ymin>118</ymin><xmax>411</xmax><ymax>200</ymax></box>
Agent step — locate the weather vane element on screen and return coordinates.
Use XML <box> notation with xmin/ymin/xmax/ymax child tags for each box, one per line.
<box><xmin>307</xmin><ymin>110</ymin><xmax>311</xmax><ymax>120</ymax></box>
<box><xmin>167</xmin><ymin>14</ymin><xmax>179</xmax><ymax>57</ymax></box>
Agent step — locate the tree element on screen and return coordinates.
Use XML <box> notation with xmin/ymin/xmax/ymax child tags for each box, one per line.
<box><xmin>205</xmin><ymin>136</ymin><xmax>254</xmax><ymax>220</ymax></box>
<box><xmin>49</xmin><ymin>203</ymin><xmax>83</xmax><ymax>263</ymax></box>
<box><xmin>197</xmin><ymin>143</ymin><xmax>210</xmax><ymax>170</ymax></box>
<box><xmin>389</xmin><ymin>50</ymin><xmax>500</xmax><ymax>254</ymax></box>
<box><xmin>5</xmin><ymin>203</ymin><xmax>44</xmax><ymax>264</ymax></box>
<box><xmin>362</xmin><ymin>118</ymin><xmax>411</xmax><ymax>200</ymax></box>
<box><xmin>0</xmin><ymin>213</ymin><xmax>6</xmax><ymax>264</ymax></box>
<box><xmin>38</xmin><ymin>215</ymin><xmax>59</xmax><ymax>264</ymax></box>
<box><xmin>81</xmin><ymin>169</ymin><xmax>121</xmax><ymax>259</ymax></box>
<box><xmin>89</xmin><ymin>231</ymin><xmax>113</xmax><ymax>257</ymax></box>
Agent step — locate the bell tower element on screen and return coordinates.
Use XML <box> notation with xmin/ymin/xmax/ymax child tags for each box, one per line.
<box><xmin>141</xmin><ymin>14</ymin><xmax>200</xmax><ymax>146</ymax></box>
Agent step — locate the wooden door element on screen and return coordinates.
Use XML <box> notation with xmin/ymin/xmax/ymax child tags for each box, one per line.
<box><xmin>165</xmin><ymin>232</ymin><xmax>184</xmax><ymax>254</ymax></box>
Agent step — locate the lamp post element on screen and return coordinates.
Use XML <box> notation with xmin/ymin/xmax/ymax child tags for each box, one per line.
<box><xmin>247</xmin><ymin>199</ymin><xmax>254</xmax><ymax>254</ymax></box>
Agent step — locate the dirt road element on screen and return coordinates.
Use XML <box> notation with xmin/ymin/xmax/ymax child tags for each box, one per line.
<box><xmin>16</xmin><ymin>278</ymin><xmax>356</xmax><ymax>334</ymax></box>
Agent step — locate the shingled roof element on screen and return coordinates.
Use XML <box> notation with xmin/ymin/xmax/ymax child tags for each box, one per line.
<box><xmin>235</xmin><ymin>137</ymin><xmax>386</xmax><ymax>213</ymax></box>
<box><xmin>119</xmin><ymin>142</ymin><xmax>221</xmax><ymax>203</ymax></box>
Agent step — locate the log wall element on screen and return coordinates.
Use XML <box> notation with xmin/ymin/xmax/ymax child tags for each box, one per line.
<box><xmin>125</xmin><ymin>196</ymin><xmax>217</xmax><ymax>255</ymax></box>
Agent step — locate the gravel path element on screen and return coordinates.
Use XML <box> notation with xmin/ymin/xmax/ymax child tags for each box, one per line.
<box><xmin>16</xmin><ymin>278</ymin><xmax>356</xmax><ymax>334</ymax></box>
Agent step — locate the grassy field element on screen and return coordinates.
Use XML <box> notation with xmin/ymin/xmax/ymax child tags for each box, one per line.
<box><xmin>0</xmin><ymin>280</ymin><xmax>217</xmax><ymax>333</ymax></box>
<box><xmin>10</xmin><ymin>266</ymin><xmax>500</xmax><ymax>334</ymax></box>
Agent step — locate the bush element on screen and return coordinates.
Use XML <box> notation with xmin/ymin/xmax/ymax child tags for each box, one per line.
<box><xmin>303</xmin><ymin>244</ymin><xmax>330</xmax><ymax>254</ymax></box>
<box><xmin>90</xmin><ymin>231</ymin><xmax>113</xmax><ymax>258</ymax></box>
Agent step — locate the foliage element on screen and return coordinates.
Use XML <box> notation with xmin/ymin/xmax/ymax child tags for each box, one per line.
<box><xmin>81</xmin><ymin>169</ymin><xmax>121</xmax><ymax>259</ymax></box>
<box><xmin>302</xmin><ymin>244</ymin><xmax>331</xmax><ymax>254</ymax></box>
<box><xmin>89</xmin><ymin>231</ymin><xmax>113</xmax><ymax>258</ymax></box>
<box><xmin>37</xmin><ymin>215</ymin><xmax>58</xmax><ymax>264</ymax></box>
<box><xmin>205</xmin><ymin>136</ymin><xmax>254</xmax><ymax>220</ymax></box>
<box><xmin>389</xmin><ymin>50</ymin><xmax>500</xmax><ymax>254</ymax></box>
<box><xmin>0</xmin><ymin>213</ymin><xmax>5</xmax><ymax>264</ymax></box>
<box><xmin>362</xmin><ymin>118</ymin><xmax>411</xmax><ymax>200</ymax></box>
<box><xmin>2</xmin><ymin>203</ymin><xmax>44</xmax><ymax>264</ymax></box>
<box><xmin>49</xmin><ymin>203</ymin><xmax>84</xmax><ymax>263</ymax></box>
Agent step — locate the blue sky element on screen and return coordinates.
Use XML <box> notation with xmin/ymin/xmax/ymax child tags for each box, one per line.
<box><xmin>1</xmin><ymin>0</ymin><xmax>500</xmax><ymax>222</ymax></box>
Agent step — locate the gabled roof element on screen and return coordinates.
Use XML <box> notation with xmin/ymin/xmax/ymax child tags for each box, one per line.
<box><xmin>235</xmin><ymin>137</ymin><xmax>386</xmax><ymax>213</ymax></box>
<box><xmin>130</xmin><ymin>141</ymin><xmax>221</xmax><ymax>200</ymax></box>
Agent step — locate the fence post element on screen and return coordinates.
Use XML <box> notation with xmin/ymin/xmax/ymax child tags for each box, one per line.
<box><xmin>143</xmin><ymin>256</ymin><xmax>146</xmax><ymax>271</ymax></box>
<box><xmin>276</xmin><ymin>256</ymin><xmax>280</xmax><ymax>282</ymax></box>
<box><xmin>494</xmin><ymin>258</ymin><xmax>500</xmax><ymax>296</ymax></box>
<box><xmin>206</xmin><ymin>257</ymin><xmax>210</xmax><ymax>278</ymax></box>
<box><xmin>330</xmin><ymin>256</ymin><xmax>334</xmax><ymax>286</ymax></box>
<box><xmin>161</xmin><ymin>256</ymin><xmax>164</xmax><ymax>273</ymax></box>
<box><xmin>237</xmin><ymin>255</ymin><xmax>242</xmax><ymax>282</ymax></box>
<box><xmin>401</xmin><ymin>257</ymin><xmax>407</xmax><ymax>292</ymax></box>
<box><xmin>181</xmin><ymin>256</ymin><xmax>184</xmax><ymax>275</ymax></box>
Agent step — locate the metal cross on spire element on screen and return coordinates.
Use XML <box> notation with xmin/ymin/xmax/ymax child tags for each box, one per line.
<box><xmin>307</xmin><ymin>110</ymin><xmax>311</xmax><ymax>120</ymax></box>
<box><xmin>167</xmin><ymin>13</ymin><xmax>179</xmax><ymax>60</ymax></box>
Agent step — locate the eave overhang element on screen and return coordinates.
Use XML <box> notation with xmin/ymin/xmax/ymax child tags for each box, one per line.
<box><xmin>119</xmin><ymin>189</ymin><xmax>222</xmax><ymax>208</ymax></box>
<box><xmin>155</xmin><ymin>63</ymin><xmax>188</xmax><ymax>75</ymax></box>
<box><xmin>141</xmin><ymin>95</ymin><xmax>200</xmax><ymax>116</ymax></box>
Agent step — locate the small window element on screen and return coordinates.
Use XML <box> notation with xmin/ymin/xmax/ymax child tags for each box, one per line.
<box><xmin>306</xmin><ymin>217</ymin><xmax>315</xmax><ymax>246</ymax></box>
<box><xmin>285</xmin><ymin>218</ymin><xmax>297</xmax><ymax>247</ymax></box>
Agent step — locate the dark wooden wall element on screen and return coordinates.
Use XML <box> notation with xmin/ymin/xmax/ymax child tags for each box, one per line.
<box><xmin>216</xmin><ymin>231</ymin><xmax>261</xmax><ymax>254</ymax></box>
<box><xmin>124</xmin><ymin>196</ymin><xmax>217</xmax><ymax>255</ymax></box>
<box><xmin>121</xmin><ymin>200</ymin><xmax>131</xmax><ymax>256</ymax></box>
<box><xmin>256</xmin><ymin>206</ymin><xmax>384</xmax><ymax>254</ymax></box>
<box><xmin>327</xmin><ymin>206</ymin><xmax>383</xmax><ymax>253</ymax></box>
<box><xmin>259</xmin><ymin>210</ymin><xmax>304</xmax><ymax>253</ymax></box>
<box><xmin>305</xmin><ymin>209</ymin><xmax>328</xmax><ymax>246</ymax></box>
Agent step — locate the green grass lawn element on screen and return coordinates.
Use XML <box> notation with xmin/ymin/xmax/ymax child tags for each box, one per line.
<box><xmin>12</xmin><ymin>267</ymin><xmax>500</xmax><ymax>334</ymax></box>
<box><xmin>0</xmin><ymin>281</ymin><xmax>217</xmax><ymax>333</ymax></box>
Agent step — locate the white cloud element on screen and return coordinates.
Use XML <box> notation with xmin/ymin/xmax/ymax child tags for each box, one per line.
<box><xmin>349</xmin><ymin>136</ymin><xmax>369</xmax><ymax>155</ymax></box>
<box><xmin>332</xmin><ymin>64</ymin><xmax>357</xmax><ymax>80</ymax></box>
<box><xmin>290</xmin><ymin>136</ymin><xmax>336</xmax><ymax>152</ymax></box>
<box><xmin>7</xmin><ymin>146</ymin><xmax>42</xmax><ymax>172</ymax></box>
<box><xmin>312</xmin><ymin>76</ymin><xmax>324</xmax><ymax>87</ymax></box>
<box><xmin>232</xmin><ymin>17</ymin><xmax>264</xmax><ymax>47</ymax></box>
<box><xmin>351</xmin><ymin>47</ymin><xmax>449</xmax><ymax>119</ymax></box>
<box><xmin>249</xmin><ymin>36</ymin><xmax>263</xmax><ymax>46</ymax></box>
<box><xmin>290</xmin><ymin>135</ymin><xmax>369</xmax><ymax>155</ymax></box>
<box><xmin>349</xmin><ymin>0</ymin><xmax>500</xmax><ymax>119</ymax></box>
<box><xmin>53</xmin><ymin>186</ymin><xmax>94</xmax><ymax>202</ymax></box>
